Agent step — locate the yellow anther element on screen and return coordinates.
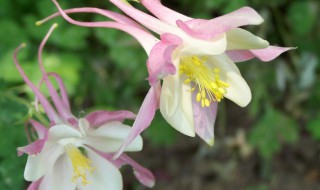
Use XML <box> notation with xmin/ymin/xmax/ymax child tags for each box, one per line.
<box><xmin>205</xmin><ymin>99</ymin><xmax>210</xmax><ymax>107</ymax></box>
<box><xmin>201</xmin><ymin>90</ymin><xmax>206</xmax><ymax>99</ymax></box>
<box><xmin>196</xmin><ymin>92</ymin><xmax>201</xmax><ymax>102</ymax></box>
<box><xmin>179</xmin><ymin>56</ymin><xmax>229</xmax><ymax>107</ymax></box>
<box><xmin>201</xmin><ymin>99</ymin><xmax>205</xmax><ymax>107</ymax></box>
<box><xmin>65</xmin><ymin>144</ymin><xmax>94</xmax><ymax>185</ymax></box>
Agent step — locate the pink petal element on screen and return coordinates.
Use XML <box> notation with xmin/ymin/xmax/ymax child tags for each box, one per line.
<box><xmin>192</xmin><ymin>91</ymin><xmax>218</xmax><ymax>146</ymax></box>
<box><xmin>51</xmin><ymin>0</ymin><xmax>158</xmax><ymax>54</ymax></box>
<box><xmin>140</xmin><ymin>0</ymin><xmax>191</xmax><ymax>25</ymax></box>
<box><xmin>38</xmin><ymin>7</ymin><xmax>146</xmax><ymax>30</ymax></box>
<box><xmin>226</xmin><ymin>50</ymin><xmax>255</xmax><ymax>62</ymax></box>
<box><xmin>13</xmin><ymin>44</ymin><xmax>60</xmax><ymax>123</ymax></box>
<box><xmin>147</xmin><ymin>34</ymin><xmax>182</xmax><ymax>85</ymax></box>
<box><xmin>250</xmin><ymin>46</ymin><xmax>294</xmax><ymax>62</ymax></box>
<box><xmin>35</xmin><ymin>72</ymin><xmax>71</xmax><ymax>114</ymax></box>
<box><xmin>113</xmin><ymin>85</ymin><xmax>161</xmax><ymax>159</ymax></box>
<box><xmin>85</xmin><ymin>110</ymin><xmax>136</xmax><ymax>128</ymax></box>
<box><xmin>109</xmin><ymin>0</ymin><xmax>175</xmax><ymax>35</ymax></box>
<box><xmin>29</xmin><ymin>119</ymin><xmax>48</xmax><ymax>139</ymax></box>
<box><xmin>177</xmin><ymin>7</ymin><xmax>264</xmax><ymax>40</ymax></box>
<box><xmin>227</xmin><ymin>46</ymin><xmax>293</xmax><ymax>62</ymax></box>
<box><xmin>37</xmin><ymin>24</ymin><xmax>76</xmax><ymax>121</ymax></box>
<box><xmin>17</xmin><ymin>139</ymin><xmax>46</xmax><ymax>156</ymax></box>
<box><xmin>27</xmin><ymin>178</ymin><xmax>42</xmax><ymax>190</ymax></box>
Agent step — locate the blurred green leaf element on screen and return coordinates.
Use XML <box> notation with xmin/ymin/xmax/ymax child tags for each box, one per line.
<box><xmin>249</xmin><ymin>108</ymin><xmax>299</xmax><ymax>159</ymax></box>
<box><xmin>287</xmin><ymin>1</ymin><xmax>317</xmax><ymax>35</ymax></box>
<box><xmin>222</xmin><ymin>0</ymin><xmax>247</xmax><ymax>13</ymax></box>
<box><xmin>307</xmin><ymin>115</ymin><xmax>320</xmax><ymax>140</ymax></box>
<box><xmin>145</xmin><ymin>112</ymin><xmax>177</xmax><ymax>146</ymax></box>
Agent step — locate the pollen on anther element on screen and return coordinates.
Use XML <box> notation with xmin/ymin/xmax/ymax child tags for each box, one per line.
<box><xmin>179</xmin><ymin>56</ymin><xmax>229</xmax><ymax>108</ymax></box>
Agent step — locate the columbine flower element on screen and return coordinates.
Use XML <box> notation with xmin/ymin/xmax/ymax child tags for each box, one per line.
<box><xmin>14</xmin><ymin>24</ymin><xmax>154</xmax><ymax>190</ymax></box>
<box><xmin>43</xmin><ymin>0</ymin><xmax>292</xmax><ymax>157</ymax></box>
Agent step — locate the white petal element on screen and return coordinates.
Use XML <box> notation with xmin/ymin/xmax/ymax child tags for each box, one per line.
<box><xmin>226</xmin><ymin>28</ymin><xmax>269</xmax><ymax>50</ymax></box>
<box><xmin>208</xmin><ymin>54</ymin><xmax>251</xmax><ymax>107</ymax></box>
<box><xmin>48</xmin><ymin>124</ymin><xmax>82</xmax><ymax>142</ymax></box>
<box><xmin>180</xmin><ymin>33</ymin><xmax>227</xmax><ymax>56</ymax></box>
<box><xmin>24</xmin><ymin>144</ymin><xmax>64</xmax><ymax>181</ymax></box>
<box><xmin>160</xmin><ymin>73</ymin><xmax>195</xmax><ymax>137</ymax></box>
<box><xmin>84</xmin><ymin>122</ymin><xmax>143</xmax><ymax>153</ymax></box>
<box><xmin>78</xmin><ymin>149</ymin><xmax>122</xmax><ymax>190</ymax></box>
<box><xmin>38</xmin><ymin>154</ymin><xmax>75</xmax><ymax>190</ymax></box>
<box><xmin>79</xmin><ymin>118</ymin><xmax>90</xmax><ymax>136</ymax></box>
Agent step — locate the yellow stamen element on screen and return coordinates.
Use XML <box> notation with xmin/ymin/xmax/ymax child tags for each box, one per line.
<box><xmin>65</xmin><ymin>144</ymin><xmax>94</xmax><ymax>185</ymax></box>
<box><xmin>179</xmin><ymin>56</ymin><xmax>229</xmax><ymax>107</ymax></box>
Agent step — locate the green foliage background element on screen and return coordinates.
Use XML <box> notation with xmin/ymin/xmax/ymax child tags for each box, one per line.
<box><xmin>0</xmin><ymin>0</ymin><xmax>319</xmax><ymax>189</ymax></box>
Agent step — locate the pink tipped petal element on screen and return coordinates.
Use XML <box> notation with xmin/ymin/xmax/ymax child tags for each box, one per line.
<box><xmin>38</xmin><ymin>7</ymin><xmax>146</xmax><ymax>30</ymax></box>
<box><xmin>13</xmin><ymin>44</ymin><xmax>60</xmax><ymax>123</ymax></box>
<box><xmin>85</xmin><ymin>110</ymin><xmax>136</xmax><ymax>128</ymax></box>
<box><xmin>118</xmin><ymin>154</ymin><xmax>155</xmax><ymax>188</ymax></box>
<box><xmin>113</xmin><ymin>85</ymin><xmax>161</xmax><ymax>159</ymax></box>
<box><xmin>250</xmin><ymin>46</ymin><xmax>294</xmax><ymax>62</ymax></box>
<box><xmin>140</xmin><ymin>0</ymin><xmax>191</xmax><ymax>25</ymax></box>
<box><xmin>226</xmin><ymin>50</ymin><xmax>255</xmax><ymax>62</ymax></box>
<box><xmin>37</xmin><ymin>24</ymin><xmax>75</xmax><ymax>121</ymax></box>
<box><xmin>51</xmin><ymin>0</ymin><xmax>158</xmax><ymax>54</ymax></box>
<box><xmin>27</xmin><ymin>178</ymin><xmax>42</xmax><ymax>190</ymax></box>
<box><xmin>178</xmin><ymin>7</ymin><xmax>264</xmax><ymax>40</ymax></box>
<box><xmin>109</xmin><ymin>0</ymin><xmax>176</xmax><ymax>34</ymax></box>
<box><xmin>192</xmin><ymin>92</ymin><xmax>218</xmax><ymax>146</ymax></box>
<box><xmin>17</xmin><ymin>139</ymin><xmax>46</xmax><ymax>156</ymax></box>
<box><xmin>29</xmin><ymin>119</ymin><xmax>48</xmax><ymax>139</ymax></box>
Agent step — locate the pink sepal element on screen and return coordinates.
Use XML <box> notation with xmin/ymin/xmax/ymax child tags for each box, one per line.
<box><xmin>29</xmin><ymin>119</ymin><xmax>47</xmax><ymax>139</ymax></box>
<box><xmin>114</xmin><ymin>84</ymin><xmax>161</xmax><ymax>159</ymax></box>
<box><xmin>27</xmin><ymin>178</ymin><xmax>42</xmax><ymax>190</ymax></box>
<box><xmin>227</xmin><ymin>46</ymin><xmax>293</xmax><ymax>62</ymax></box>
<box><xmin>192</xmin><ymin>91</ymin><xmax>218</xmax><ymax>146</ymax></box>
<box><xmin>140</xmin><ymin>0</ymin><xmax>191</xmax><ymax>25</ymax></box>
<box><xmin>85</xmin><ymin>110</ymin><xmax>136</xmax><ymax>128</ymax></box>
<box><xmin>17</xmin><ymin>138</ymin><xmax>46</xmax><ymax>156</ymax></box>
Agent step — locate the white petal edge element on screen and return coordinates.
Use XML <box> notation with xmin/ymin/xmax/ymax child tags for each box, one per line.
<box><xmin>207</xmin><ymin>54</ymin><xmax>251</xmax><ymax>107</ymax></box>
<box><xmin>226</xmin><ymin>28</ymin><xmax>269</xmax><ymax>50</ymax></box>
<box><xmin>24</xmin><ymin>144</ymin><xmax>64</xmax><ymax>181</ymax></box>
<box><xmin>48</xmin><ymin>124</ymin><xmax>82</xmax><ymax>143</ymax></box>
<box><xmin>77</xmin><ymin>149</ymin><xmax>123</xmax><ymax>190</ymax></box>
<box><xmin>84</xmin><ymin>122</ymin><xmax>143</xmax><ymax>153</ymax></box>
<box><xmin>160</xmin><ymin>73</ymin><xmax>195</xmax><ymax>137</ymax></box>
<box><xmin>38</xmin><ymin>154</ymin><xmax>75</xmax><ymax>190</ymax></box>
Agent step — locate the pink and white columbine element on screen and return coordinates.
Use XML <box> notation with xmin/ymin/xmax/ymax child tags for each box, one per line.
<box><xmin>14</xmin><ymin>24</ymin><xmax>154</xmax><ymax>190</ymax></box>
<box><xmin>43</xmin><ymin>0</ymin><xmax>292</xmax><ymax>157</ymax></box>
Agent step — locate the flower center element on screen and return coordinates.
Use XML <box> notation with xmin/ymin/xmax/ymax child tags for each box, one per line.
<box><xmin>65</xmin><ymin>144</ymin><xmax>94</xmax><ymax>185</ymax></box>
<box><xmin>179</xmin><ymin>56</ymin><xmax>229</xmax><ymax>107</ymax></box>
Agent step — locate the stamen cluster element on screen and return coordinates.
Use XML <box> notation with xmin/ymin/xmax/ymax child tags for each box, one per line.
<box><xmin>65</xmin><ymin>144</ymin><xmax>94</xmax><ymax>185</ymax></box>
<box><xmin>179</xmin><ymin>56</ymin><xmax>229</xmax><ymax>107</ymax></box>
